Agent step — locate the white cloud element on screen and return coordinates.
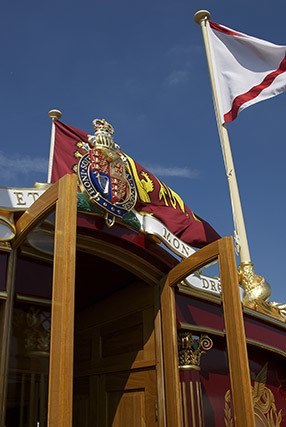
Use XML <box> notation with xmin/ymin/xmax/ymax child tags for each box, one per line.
<box><xmin>166</xmin><ymin>69</ymin><xmax>189</xmax><ymax>86</ymax></box>
<box><xmin>0</xmin><ymin>151</ymin><xmax>48</xmax><ymax>183</ymax></box>
<box><xmin>145</xmin><ymin>164</ymin><xmax>199</xmax><ymax>179</ymax></box>
<box><xmin>165</xmin><ymin>43</ymin><xmax>201</xmax><ymax>86</ymax></box>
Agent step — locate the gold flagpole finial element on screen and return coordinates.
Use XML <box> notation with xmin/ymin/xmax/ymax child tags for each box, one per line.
<box><xmin>194</xmin><ymin>10</ymin><xmax>211</xmax><ymax>24</ymax></box>
<box><xmin>48</xmin><ymin>109</ymin><xmax>62</xmax><ymax>120</ymax></box>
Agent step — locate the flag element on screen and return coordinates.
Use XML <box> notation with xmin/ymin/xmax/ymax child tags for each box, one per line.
<box><xmin>51</xmin><ymin>120</ymin><xmax>89</xmax><ymax>183</ymax></box>
<box><xmin>126</xmin><ymin>156</ymin><xmax>220</xmax><ymax>248</ymax></box>
<box><xmin>50</xmin><ymin>120</ymin><xmax>220</xmax><ymax>247</ymax></box>
<box><xmin>207</xmin><ymin>21</ymin><xmax>286</xmax><ymax>123</ymax></box>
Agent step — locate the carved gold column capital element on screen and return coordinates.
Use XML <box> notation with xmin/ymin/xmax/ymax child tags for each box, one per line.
<box><xmin>178</xmin><ymin>331</ymin><xmax>213</xmax><ymax>370</ymax></box>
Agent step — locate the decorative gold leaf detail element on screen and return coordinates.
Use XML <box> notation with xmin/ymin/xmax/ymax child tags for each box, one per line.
<box><xmin>224</xmin><ymin>390</ymin><xmax>234</xmax><ymax>427</ymax></box>
<box><xmin>224</xmin><ymin>364</ymin><xmax>283</xmax><ymax>427</ymax></box>
<box><xmin>74</xmin><ymin>151</ymin><xmax>83</xmax><ymax>159</ymax></box>
<box><xmin>140</xmin><ymin>171</ymin><xmax>154</xmax><ymax>194</ymax></box>
<box><xmin>253</xmin><ymin>363</ymin><xmax>268</xmax><ymax>403</ymax></box>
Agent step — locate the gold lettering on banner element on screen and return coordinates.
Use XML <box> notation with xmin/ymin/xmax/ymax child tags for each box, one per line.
<box><xmin>13</xmin><ymin>191</ymin><xmax>26</xmax><ymax>206</ymax></box>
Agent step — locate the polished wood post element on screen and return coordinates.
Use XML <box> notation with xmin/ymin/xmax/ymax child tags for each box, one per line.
<box><xmin>160</xmin><ymin>277</ymin><xmax>182</xmax><ymax>426</ymax></box>
<box><xmin>218</xmin><ymin>237</ymin><xmax>255</xmax><ymax>426</ymax></box>
<box><xmin>47</xmin><ymin>174</ymin><xmax>78</xmax><ymax>427</ymax></box>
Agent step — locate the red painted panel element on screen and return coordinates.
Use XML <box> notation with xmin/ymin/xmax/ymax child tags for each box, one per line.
<box><xmin>176</xmin><ymin>293</ymin><xmax>225</xmax><ymax>331</ymax></box>
<box><xmin>176</xmin><ymin>292</ymin><xmax>286</xmax><ymax>354</ymax></box>
<box><xmin>244</xmin><ymin>313</ymin><xmax>286</xmax><ymax>355</ymax></box>
<box><xmin>176</xmin><ymin>292</ymin><xmax>286</xmax><ymax>425</ymax></box>
<box><xmin>179</xmin><ymin>333</ymin><xmax>286</xmax><ymax>426</ymax></box>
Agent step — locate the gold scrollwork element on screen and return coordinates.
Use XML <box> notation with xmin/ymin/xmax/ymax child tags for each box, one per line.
<box><xmin>224</xmin><ymin>363</ymin><xmax>283</xmax><ymax>426</ymax></box>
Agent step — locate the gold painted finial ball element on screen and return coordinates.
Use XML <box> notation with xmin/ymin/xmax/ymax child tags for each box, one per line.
<box><xmin>194</xmin><ymin>10</ymin><xmax>211</xmax><ymax>24</ymax></box>
<box><xmin>48</xmin><ymin>109</ymin><xmax>62</xmax><ymax>120</ymax></box>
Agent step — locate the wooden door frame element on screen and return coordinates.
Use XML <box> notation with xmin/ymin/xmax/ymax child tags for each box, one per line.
<box><xmin>160</xmin><ymin>236</ymin><xmax>255</xmax><ymax>426</ymax></box>
<box><xmin>2</xmin><ymin>174</ymin><xmax>78</xmax><ymax>427</ymax></box>
<box><xmin>5</xmin><ymin>173</ymin><xmax>168</xmax><ymax>427</ymax></box>
<box><xmin>2</xmin><ymin>177</ymin><xmax>255</xmax><ymax>426</ymax></box>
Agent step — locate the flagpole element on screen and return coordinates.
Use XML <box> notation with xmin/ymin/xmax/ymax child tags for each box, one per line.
<box><xmin>47</xmin><ymin>109</ymin><xmax>62</xmax><ymax>184</ymax></box>
<box><xmin>194</xmin><ymin>10</ymin><xmax>271</xmax><ymax>303</ymax></box>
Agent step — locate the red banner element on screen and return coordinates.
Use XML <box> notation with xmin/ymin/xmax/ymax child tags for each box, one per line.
<box><xmin>51</xmin><ymin>120</ymin><xmax>220</xmax><ymax>247</ymax></box>
<box><xmin>126</xmin><ymin>156</ymin><xmax>220</xmax><ymax>248</ymax></box>
<box><xmin>51</xmin><ymin>121</ymin><xmax>89</xmax><ymax>183</ymax></box>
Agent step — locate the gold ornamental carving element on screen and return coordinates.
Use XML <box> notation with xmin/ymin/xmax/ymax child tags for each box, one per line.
<box><xmin>224</xmin><ymin>364</ymin><xmax>283</xmax><ymax>426</ymax></box>
<box><xmin>238</xmin><ymin>263</ymin><xmax>286</xmax><ymax>323</ymax></box>
<box><xmin>238</xmin><ymin>262</ymin><xmax>271</xmax><ymax>305</ymax></box>
<box><xmin>178</xmin><ymin>331</ymin><xmax>213</xmax><ymax>370</ymax></box>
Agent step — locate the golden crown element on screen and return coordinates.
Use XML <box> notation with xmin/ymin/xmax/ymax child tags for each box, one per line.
<box><xmin>89</xmin><ymin>118</ymin><xmax>115</xmax><ymax>149</ymax></box>
<box><xmin>92</xmin><ymin>118</ymin><xmax>114</xmax><ymax>135</ymax></box>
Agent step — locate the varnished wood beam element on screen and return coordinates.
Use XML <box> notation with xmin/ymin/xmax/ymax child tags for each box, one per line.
<box><xmin>160</xmin><ymin>276</ymin><xmax>182</xmax><ymax>426</ymax></box>
<box><xmin>12</xmin><ymin>181</ymin><xmax>59</xmax><ymax>249</ymax></box>
<box><xmin>218</xmin><ymin>237</ymin><xmax>255</xmax><ymax>426</ymax></box>
<box><xmin>47</xmin><ymin>174</ymin><xmax>78</xmax><ymax>427</ymax></box>
<box><xmin>167</xmin><ymin>239</ymin><xmax>219</xmax><ymax>287</ymax></box>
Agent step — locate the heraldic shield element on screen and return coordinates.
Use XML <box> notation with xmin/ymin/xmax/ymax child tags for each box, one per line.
<box><xmin>78</xmin><ymin>119</ymin><xmax>137</xmax><ymax>223</ymax></box>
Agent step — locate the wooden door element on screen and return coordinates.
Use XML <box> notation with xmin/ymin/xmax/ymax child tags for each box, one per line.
<box><xmin>73</xmin><ymin>279</ymin><xmax>161</xmax><ymax>427</ymax></box>
<box><xmin>101</xmin><ymin>369</ymin><xmax>158</xmax><ymax>427</ymax></box>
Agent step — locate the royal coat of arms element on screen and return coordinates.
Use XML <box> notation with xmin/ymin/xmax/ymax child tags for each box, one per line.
<box><xmin>78</xmin><ymin>119</ymin><xmax>137</xmax><ymax>225</ymax></box>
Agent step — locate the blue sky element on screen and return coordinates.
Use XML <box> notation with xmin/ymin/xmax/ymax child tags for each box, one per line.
<box><xmin>0</xmin><ymin>0</ymin><xmax>285</xmax><ymax>302</ymax></box>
